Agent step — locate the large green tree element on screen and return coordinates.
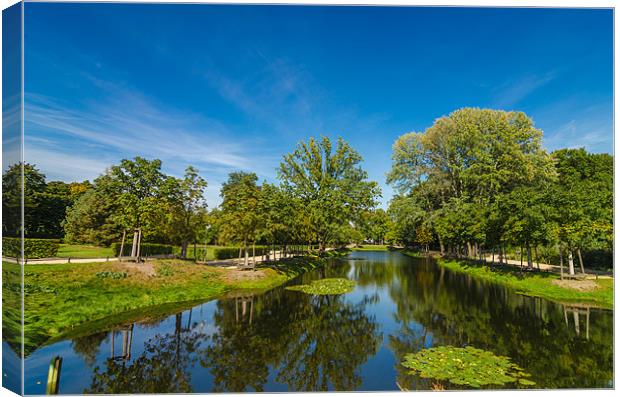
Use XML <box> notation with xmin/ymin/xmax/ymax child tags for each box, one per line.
<box><xmin>278</xmin><ymin>136</ymin><xmax>380</xmax><ymax>252</ymax></box>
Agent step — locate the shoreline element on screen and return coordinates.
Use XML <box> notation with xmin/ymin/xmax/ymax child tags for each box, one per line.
<box><xmin>402</xmin><ymin>251</ymin><xmax>613</xmax><ymax>309</ymax></box>
<box><xmin>3</xmin><ymin>256</ymin><xmax>324</xmax><ymax>355</ymax></box>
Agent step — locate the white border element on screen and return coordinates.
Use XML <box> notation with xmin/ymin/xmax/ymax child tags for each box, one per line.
<box><xmin>0</xmin><ymin>2</ymin><xmax>617</xmax><ymax>397</ymax></box>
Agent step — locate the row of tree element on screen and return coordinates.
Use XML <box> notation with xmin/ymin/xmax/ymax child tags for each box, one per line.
<box><xmin>2</xmin><ymin>136</ymin><xmax>382</xmax><ymax>261</ymax></box>
<box><xmin>385</xmin><ymin>108</ymin><xmax>613</xmax><ymax>273</ymax></box>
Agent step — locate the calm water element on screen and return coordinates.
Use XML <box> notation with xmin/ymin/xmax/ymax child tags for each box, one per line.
<box><xmin>22</xmin><ymin>251</ymin><xmax>613</xmax><ymax>393</ymax></box>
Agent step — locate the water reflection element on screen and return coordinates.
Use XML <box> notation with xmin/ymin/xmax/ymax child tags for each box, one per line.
<box><xmin>202</xmin><ymin>288</ymin><xmax>382</xmax><ymax>391</ymax></box>
<box><xmin>23</xmin><ymin>251</ymin><xmax>613</xmax><ymax>393</ymax></box>
<box><xmin>86</xmin><ymin>312</ymin><xmax>205</xmax><ymax>393</ymax></box>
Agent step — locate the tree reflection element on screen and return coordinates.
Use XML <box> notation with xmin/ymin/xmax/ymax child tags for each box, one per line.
<box><xmin>85</xmin><ymin>311</ymin><xmax>206</xmax><ymax>393</ymax></box>
<box><xmin>386</xmin><ymin>256</ymin><xmax>614</xmax><ymax>389</ymax></box>
<box><xmin>71</xmin><ymin>331</ymin><xmax>108</xmax><ymax>367</ymax></box>
<box><xmin>201</xmin><ymin>287</ymin><xmax>382</xmax><ymax>391</ymax></box>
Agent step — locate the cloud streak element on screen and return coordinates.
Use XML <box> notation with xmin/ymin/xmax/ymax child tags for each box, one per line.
<box><xmin>492</xmin><ymin>72</ymin><xmax>556</xmax><ymax>108</ymax></box>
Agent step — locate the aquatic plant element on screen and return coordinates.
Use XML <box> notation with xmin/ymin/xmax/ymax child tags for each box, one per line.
<box><xmin>286</xmin><ymin>278</ymin><xmax>355</xmax><ymax>295</ymax></box>
<box><xmin>401</xmin><ymin>345</ymin><xmax>535</xmax><ymax>388</ymax></box>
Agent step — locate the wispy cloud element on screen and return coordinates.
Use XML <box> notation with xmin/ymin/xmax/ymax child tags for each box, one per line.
<box><xmin>492</xmin><ymin>72</ymin><xmax>556</xmax><ymax>108</ymax></box>
<box><xmin>543</xmin><ymin>117</ymin><xmax>613</xmax><ymax>153</ymax></box>
<box><xmin>24</xmin><ymin>79</ymin><xmax>283</xmax><ymax>207</ymax></box>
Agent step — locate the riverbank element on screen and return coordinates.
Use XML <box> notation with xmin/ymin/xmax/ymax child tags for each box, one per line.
<box><xmin>3</xmin><ymin>256</ymin><xmax>323</xmax><ymax>355</ymax></box>
<box><xmin>402</xmin><ymin>252</ymin><xmax>613</xmax><ymax>309</ymax></box>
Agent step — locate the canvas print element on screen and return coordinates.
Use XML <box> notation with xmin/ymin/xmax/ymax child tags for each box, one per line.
<box><xmin>1</xmin><ymin>1</ymin><xmax>614</xmax><ymax>394</ymax></box>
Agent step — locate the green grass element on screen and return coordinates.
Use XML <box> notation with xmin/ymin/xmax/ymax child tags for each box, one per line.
<box><xmin>3</xmin><ymin>256</ymin><xmax>323</xmax><ymax>355</ymax></box>
<box><xmin>351</xmin><ymin>244</ymin><xmax>390</xmax><ymax>251</ymax></box>
<box><xmin>56</xmin><ymin>244</ymin><xmax>114</xmax><ymax>258</ymax></box>
<box><xmin>403</xmin><ymin>252</ymin><xmax>613</xmax><ymax>309</ymax></box>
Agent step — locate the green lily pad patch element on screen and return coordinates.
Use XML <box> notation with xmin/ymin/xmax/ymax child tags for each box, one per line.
<box><xmin>402</xmin><ymin>345</ymin><xmax>535</xmax><ymax>388</ymax></box>
<box><xmin>285</xmin><ymin>278</ymin><xmax>355</xmax><ymax>295</ymax></box>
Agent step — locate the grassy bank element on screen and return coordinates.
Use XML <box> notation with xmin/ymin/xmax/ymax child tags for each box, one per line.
<box><xmin>3</xmin><ymin>256</ymin><xmax>322</xmax><ymax>354</ymax></box>
<box><xmin>351</xmin><ymin>244</ymin><xmax>390</xmax><ymax>251</ymax></box>
<box><xmin>403</xmin><ymin>252</ymin><xmax>613</xmax><ymax>309</ymax></box>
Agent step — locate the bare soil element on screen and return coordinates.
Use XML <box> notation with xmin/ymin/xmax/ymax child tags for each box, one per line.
<box><xmin>551</xmin><ymin>278</ymin><xmax>599</xmax><ymax>292</ymax></box>
<box><xmin>118</xmin><ymin>261</ymin><xmax>157</xmax><ymax>277</ymax></box>
<box><xmin>219</xmin><ymin>267</ymin><xmax>268</xmax><ymax>283</ymax></box>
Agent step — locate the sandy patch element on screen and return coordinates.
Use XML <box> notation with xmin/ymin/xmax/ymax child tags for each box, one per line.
<box><xmin>552</xmin><ymin>278</ymin><xmax>599</xmax><ymax>292</ymax></box>
<box><xmin>220</xmin><ymin>267</ymin><xmax>268</xmax><ymax>283</ymax></box>
<box><xmin>119</xmin><ymin>261</ymin><xmax>156</xmax><ymax>277</ymax></box>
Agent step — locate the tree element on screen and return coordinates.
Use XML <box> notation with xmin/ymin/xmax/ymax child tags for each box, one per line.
<box><xmin>2</xmin><ymin>163</ymin><xmax>46</xmax><ymax>237</ymax></box>
<box><xmin>163</xmin><ymin>166</ymin><xmax>208</xmax><ymax>259</ymax></box>
<box><xmin>63</xmin><ymin>179</ymin><xmax>122</xmax><ymax>246</ymax></box>
<box><xmin>218</xmin><ymin>172</ymin><xmax>262</xmax><ymax>267</ymax></box>
<box><xmin>107</xmin><ymin>157</ymin><xmax>169</xmax><ymax>259</ymax></box>
<box><xmin>278</xmin><ymin>136</ymin><xmax>380</xmax><ymax>252</ymax></box>
<box><xmin>387</xmin><ymin>108</ymin><xmax>556</xmax><ymax>259</ymax></box>
<box><xmin>549</xmin><ymin>149</ymin><xmax>613</xmax><ymax>274</ymax></box>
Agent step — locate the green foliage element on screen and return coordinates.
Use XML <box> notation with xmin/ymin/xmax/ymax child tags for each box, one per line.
<box><xmin>286</xmin><ymin>278</ymin><xmax>356</xmax><ymax>295</ymax></box>
<box><xmin>160</xmin><ymin>166</ymin><xmax>208</xmax><ymax>258</ymax></box>
<box><xmin>218</xmin><ymin>172</ymin><xmax>262</xmax><ymax>255</ymax></box>
<box><xmin>111</xmin><ymin>242</ymin><xmax>174</xmax><ymax>257</ymax></box>
<box><xmin>63</xmin><ymin>186</ymin><xmax>121</xmax><ymax>246</ymax></box>
<box><xmin>2</xmin><ymin>237</ymin><xmax>60</xmax><ymax>259</ymax></box>
<box><xmin>402</xmin><ymin>346</ymin><xmax>535</xmax><ymax>388</ymax></box>
<box><xmin>278</xmin><ymin>136</ymin><xmax>380</xmax><ymax>251</ymax></box>
<box><xmin>2</xmin><ymin>163</ymin><xmax>88</xmax><ymax>239</ymax></box>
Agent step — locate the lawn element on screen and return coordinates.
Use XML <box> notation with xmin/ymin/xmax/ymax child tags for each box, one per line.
<box><xmin>403</xmin><ymin>252</ymin><xmax>613</xmax><ymax>309</ymax></box>
<box><xmin>56</xmin><ymin>244</ymin><xmax>114</xmax><ymax>258</ymax></box>
<box><xmin>3</xmin><ymin>256</ymin><xmax>322</xmax><ymax>355</ymax></box>
<box><xmin>351</xmin><ymin>244</ymin><xmax>390</xmax><ymax>251</ymax></box>
<box><xmin>56</xmin><ymin>244</ymin><xmax>226</xmax><ymax>260</ymax></box>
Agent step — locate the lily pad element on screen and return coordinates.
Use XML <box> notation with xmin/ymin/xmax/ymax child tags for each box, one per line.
<box><xmin>401</xmin><ymin>346</ymin><xmax>535</xmax><ymax>388</ymax></box>
<box><xmin>286</xmin><ymin>278</ymin><xmax>355</xmax><ymax>295</ymax></box>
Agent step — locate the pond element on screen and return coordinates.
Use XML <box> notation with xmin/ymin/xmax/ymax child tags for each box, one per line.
<box><xmin>22</xmin><ymin>251</ymin><xmax>613</xmax><ymax>393</ymax></box>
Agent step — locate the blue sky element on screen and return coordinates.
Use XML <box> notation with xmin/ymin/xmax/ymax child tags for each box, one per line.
<box><xmin>22</xmin><ymin>3</ymin><xmax>613</xmax><ymax>208</ymax></box>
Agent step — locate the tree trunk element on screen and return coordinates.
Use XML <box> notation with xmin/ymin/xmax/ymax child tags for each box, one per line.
<box><xmin>577</xmin><ymin>248</ymin><xmax>586</xmax><ymax>274</ymax></box>
<box><xmin>252</xmin><ymin>242</ymin><xmax>256</xmax><ymax>269</ymax></box>
<box><xmin>466</xmin><ymin>242</ymin><xmax>472</xmax><ymax>258</ymax></box>
<box><xmin>119</xmin><ymin>230</ymin><xmax>127</xmax><ymax>259</ymax></box>
<box><xmin>135</xmin><ymin>228</ymin><xmax>142</xmax><ymax>263</ymax></box>
<box><xmin>527</xmin><ymin>243</ymin><xmax>533</xmax><ymax>269</ymax></box>
<box><xmin>131</xmin><ymin>229</ymin><xmax>139</xmax><ymax>258</ymax></box>
<box><xmin>439</xmin><ymin>236</ymin><xmax>445</xmax><ymax>256</ymax></box>
<box><xmin>180</xmin><ymin>241</ymin><xmax>188</xmax><ymax>259</ymax></box>
<box><xmin>520</xmin><ymin>246</ymin><xmax>523</xmax><ymax>269</ymax></box>
<box><xmin>559</xmin><ymin>245</ymin><xmax>564</xmax><ymax>280</ymax></box>
<box><xmin>244</xmin><ymin>239</ymin><xmax>249</xmax><ymax>267</ymax></box>
<box><xmin>568</xmin><ymin>248</ymin><xmax>575</xmax><ymax>276</ymax></box>
<box><xmin>534</xmin><ymin>246</ymin><xmax>540</xmax><ymax>270</ymax></box>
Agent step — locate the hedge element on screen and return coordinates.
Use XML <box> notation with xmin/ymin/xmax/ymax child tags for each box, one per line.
<box><xmin>111</xmin><ymin>242</ymin><xmax>174</xmax><ymax>257</ymax></box>
<box><xmin>213</xmin><ymin>246</ymin><xmax>270</xmax><ymax>260</ymax></box>
<box><xmin>2</xmin><ymin>237</ymin><xmax>60</xmax><ymax>259</ymax></box>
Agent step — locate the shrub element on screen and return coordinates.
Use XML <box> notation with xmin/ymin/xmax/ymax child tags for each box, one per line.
<box><xmin>95</xmin><ymin>271</ymin><xmax>127</xmax><ymax>279</ymax></box>
<box><xmin>2</xmin><ymin>237</ymin><xmax>60</xmax><ymax>259</ymax></box>
<box><xmin>111</xmin><ymin>242</ymin><xmax>174</xmax><ymax>257</ymax></box>
<box><xmin>213</xmin><ymin>246</ymin><xmax>270</xmax><ymax>260</ymax></box>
